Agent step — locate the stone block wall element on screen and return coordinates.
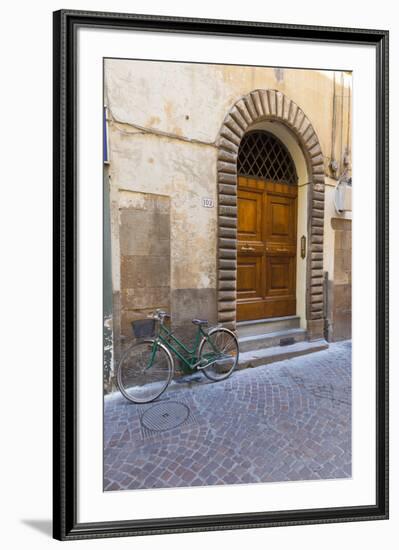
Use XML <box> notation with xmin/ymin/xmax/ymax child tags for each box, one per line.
<box><xmin>119</xmin><ymin>192</ymin><xmax>171</xmax><ymax>341</ymax></box>
<box><xmin>327</xmin><ymin>218</ymin><xmax>352</xmax><ymax>341</ymax></box>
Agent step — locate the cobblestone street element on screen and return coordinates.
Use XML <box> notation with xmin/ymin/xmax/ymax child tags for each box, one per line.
<box><xmin>104</xmin><ymin>341</ymin><xmax>351</xmax><ymax>491</ymax></box>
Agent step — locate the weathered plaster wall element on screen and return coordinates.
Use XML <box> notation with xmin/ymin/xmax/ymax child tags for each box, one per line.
<box><xmin>107</xmin><ymin>126</ymin><xmax>219</xmax><ymax>343</ymax></box>
<box><xmin>105</xmin><ymin>61</ymin><xmax>348</xmax><ymax>160</ymax></box>
<box><xmin>104</xmin><ymin>59</ymin><xmax>352</xmax><ymax>354</ymax></box>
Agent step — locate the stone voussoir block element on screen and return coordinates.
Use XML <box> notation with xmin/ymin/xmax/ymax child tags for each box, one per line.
<box><xmin>219</xmin><ymin>227</ymin><xmax>236</xmax><ymax>239</ymax></box>
<box><xmin>219</xmin><ymin>138</ymin><xmax>238</xmax><ymax>153</ymax></box>
<box><xmin>217</xmin><ymin>160</ymin><xmax>237</xmax><ymax>175</ymax></box>
<box><xmin>306</xmin><ymin>134</ymin><xmax>319</xmax><ymax>150</ymax></box>
<box><xmin>225</xmin><ymin>116</ymin><xmax>245</xmax><ymax>139</ymax></box>
<box><xmin>294</xmin><ymin>109</ymin><xmax>305</xmax><ymax>132</ymax></box>
<box><xmin>251</xmin><ymin>91</ymin><xmax>263</xmax><ymax>117</ymax></box>
<box><xmin>288</xmin><ymin>102</ymin><xmax>298</xmax><ymax>126</ymax></box>
<box><xmin>218</xmin><ymin>238</ymin><xmax>236</xmax><ymax>250</ymax></box>
<box><xmin>311</xmin><ymin>269</ymin><xmax>324</xmax><ymax>279</ymax></box>
<box><xmin>217</xmin><ymin>301</ymin><xmax>235</xmax><ymax>312</ymax></box>
<box><xmin>229</xmin><ymin>107</ymin><xmax>248</xmax><ymax>131</ymax></box>
<box><xmin>312</xmin><ymin>200</ymin><xmax>324</xmax><ymax>210</ymax></box>
<box><xmin>218</xmin><ymin>311</ymin><xmax>235</xmax><ymax>323</ymax></box>
<box><xmin>276</xmin><ymin>91</ymin><xmax>284</xmax><ymax>118</ymax></box>
<box><xmin>219</xmin><ymin>269</ymin><xmax>236</xmax><ymax>281</ymax></box>
<box><xmin>311</xmin><ymin>219</ymin><xmax>324</xmax><ymax>229</ymax></box>
<box><xmin>311</xmin><ymin>277</ymin><xmax>324</xmax><ymax>287</ymax></box>
<box><xmin>311</xmin><ymin>252</ymin><xmax>323</xmax><ymax>261</ymax></box>
<box><xmin>243</xmin><ymin>94</ymin><xmax>258</xmax><ymax>120</ymax></box>
<box><xmin>219</xmin><ymin>216</ymin><xmax>237</xmax><ymax>228</ymax></box>
<box><xmin>308</xmin><ymin>143</ymin><xmax>322</xmax><ymax>158</ymax></box>
<box><xmin>259</xmin><ymin>90</ymin><xmax>271</xmax><ymax>116</ymax></box>
<box><xmin>312</xmin><ymin>209</ymin><xmax>324</xmax><ymax>219</ymax></box>
<box><xmin>219</xmin><ymin>183</ymin><xmax>236</xmax><ymax>196</ymax></box>
<box><xmin>218</xmin><ymin>291</ymin><xmax>236</xmax><ymax>302</ymax></box>
<box><xmin>219</xmin><ymin>248</ymin><xmax>237</xmax><ymax>259</ymax></box>
<box><xmin>283</xmin><ymin>96</ymin><xmax>291</xmax><ymax>121</ymax></box>
<box><xmin>219</xmin><ymin>194</ymin><xmax>237</xmax><ymax>207</ymax></box>
<box><xmin>219</xmin><ymin>205</ymin><xmax>237</xmax><ymax>218</ymax></box>
<box><xmin>218</xmin><ymin>279</ymin><xmax>236</xmax><ymax>291</ymax></box>
<box><xmin>313</xmin><ymin>191</ymin><xmax>325</xmax><ymax>201</ymax></box>
<box><xmin>298</xmin><ymin>117</ymin><xmax>311</xmax><ymax>137</ymax></box>
<box><xmin>311</xmin><ymin>285</ymin><xmax>324</xmax><ymax>295</ymax></box>
<box><xmin>236</xmin><ymin>99</ymin><xmax>253</xmax><ymax>125</ymax></box>
<box><xmin>221</xmin><ymin>127</ymin><xmax>241</xmax><ymax>146</ymax></box>
<box><xmin>218</xmin><ymin>173</ymin><xmax>237</xmax><ymax>185</ymax></box>
<box><xmin>218</xmin><ymin>149</ymin><xmax>238</xmax><ymax>164</ymax></box>
<box><xmin>268</xmin><ymin>90</ymin><xmax>277</xmax><ymax>116</ymax></box>
<box><xmin>312</xmin><ymin>163</ymin><xmax>325</xmax><ymax>175</ymax></box>
<box><xmin>218</xmin><ymin>259</ymin><xmax>236</xmax><ymax>270</ymax></box>
<box><xmin>302</xmin><ymin>126</ymin><xmax>314</xmax><ymax>143</ymax></box>
<box><xmin>311</xmin><ymin>154</ymin><xmax>324</xmax><ymax>167</ymax></box>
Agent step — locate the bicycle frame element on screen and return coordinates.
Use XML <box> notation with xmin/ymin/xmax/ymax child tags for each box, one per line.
<box><xmin>152</xmin><ymin>322</ymin><xmax>219</xmax><ymax>374</ymax></box>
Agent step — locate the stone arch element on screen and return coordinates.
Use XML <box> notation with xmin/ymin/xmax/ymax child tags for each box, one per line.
<box><xmin>216</xmin><ymin>89</ymin><xmax>326</xmax><ymax>340</ymax></box>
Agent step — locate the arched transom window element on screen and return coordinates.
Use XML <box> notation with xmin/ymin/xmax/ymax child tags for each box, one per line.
<box><xmin>237</xmin><ymin>130</ymin><xmax>298</xmax><ymax>185</ymax></box>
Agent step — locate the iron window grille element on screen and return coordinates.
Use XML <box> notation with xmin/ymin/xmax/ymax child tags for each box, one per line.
<box><xmin>237</xmin><ymin>130</ymin><xmax>298</xmax><ymax>185</ymax></box>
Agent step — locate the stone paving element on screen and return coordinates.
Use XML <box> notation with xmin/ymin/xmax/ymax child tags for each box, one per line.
<box><xmin>104</xmin><ymin>341</ymin><xmax>351</xmax><ymax>491</ymax></box>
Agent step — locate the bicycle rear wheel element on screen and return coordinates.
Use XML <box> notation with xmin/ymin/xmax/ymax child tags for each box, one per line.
<box><xmin>198</xmin><ymin>327</ymin><xmax>239</xmax><ymax>381</ymax></box>
<box><xmin>117</xmin><ymin>339</ymin><xmax>173</xmax><ymax>404</ymax></box>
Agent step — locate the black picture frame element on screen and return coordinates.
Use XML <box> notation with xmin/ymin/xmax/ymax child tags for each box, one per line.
<box><xmin>53</xmin><ymin>9</ymin><xmax>389</xmax><ymax>541</ymax></box>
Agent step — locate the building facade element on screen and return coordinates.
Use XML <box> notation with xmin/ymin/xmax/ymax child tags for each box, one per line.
<box><xmin>103</xmin><ymin>59</ymin><xmax>352</xmax><ymax>386</ymax></box>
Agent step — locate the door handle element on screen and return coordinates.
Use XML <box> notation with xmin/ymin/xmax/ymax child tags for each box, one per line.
<box><xmin>300</xmin><ymin>235</ymin><xmax>306</xmax><ymax>259</ymax></box>
<box><xmin>266</xmin><ymin>247</ymin><xmax>288</xmax><ymax>253</ymax></box>
<box><xmin>241</xmin><ymin>245</ymin><xmax>255</xmax><ymax>252</ymax></box>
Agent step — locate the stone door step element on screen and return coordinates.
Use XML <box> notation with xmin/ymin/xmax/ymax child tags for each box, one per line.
<box><xmin>237</xmin><ymin>315</ymin><xmax>300</xmax><ymax>338</ymax></box>
<box><xmin>238</xmin><ymin>328</ymin><xmax>306</xmax><ymax>352</ymax></box>
<box><xmin>238</xmin><ymin>339</ymin><xmax>329</xmax><ymax>369</ymax></box>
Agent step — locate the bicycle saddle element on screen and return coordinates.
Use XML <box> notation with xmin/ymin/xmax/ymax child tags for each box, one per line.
<box><xmin>192</xmin><ymin>318</ymin><xmax>208</xmax><ymax>326</ymax></box>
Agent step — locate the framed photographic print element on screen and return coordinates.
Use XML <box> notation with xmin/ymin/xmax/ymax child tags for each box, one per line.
<box><xmin>53</xmin><ymin>9</ymin><xmax>389</xmax><ymax>541</ymax></box>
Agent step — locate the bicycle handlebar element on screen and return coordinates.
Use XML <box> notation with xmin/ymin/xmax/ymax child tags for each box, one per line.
<box><xmin>148</xmin><ymin>309</ymin><xmax>171</xmax><ymax>322</ymax></box>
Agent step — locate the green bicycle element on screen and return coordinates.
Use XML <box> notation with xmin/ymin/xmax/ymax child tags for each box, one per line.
<box><xmin>117</xmin><ymin>309</ymin><xmax>239</xmax><ymax>404</ymax></box>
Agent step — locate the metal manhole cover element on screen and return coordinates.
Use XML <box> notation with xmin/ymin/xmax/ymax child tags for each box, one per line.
<box><xmin>141</xmin><ymin>401</ymin><xmax>190</xmax><ymax>433</ymax></box>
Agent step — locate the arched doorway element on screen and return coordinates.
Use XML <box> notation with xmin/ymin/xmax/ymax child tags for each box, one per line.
<box><xmin>216</xmin><ymin>89</ymin><xmax>326</xmax><ymax>340</ymax></box>
<box><xmin>237</xmin><ymin>130</ymin><xmax>298</xmax><ymax>321</ymax></box>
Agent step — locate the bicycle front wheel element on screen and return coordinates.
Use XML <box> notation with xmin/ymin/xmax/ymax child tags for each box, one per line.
<box><xmin>117</xmin><ymin>339</ymin><xmax>174</xmax><ymax>404</ymax></box>
<box><xmin>198</xmin><ymin>327</ymin><xmax>239</xmax><ymax>381</ymax></box>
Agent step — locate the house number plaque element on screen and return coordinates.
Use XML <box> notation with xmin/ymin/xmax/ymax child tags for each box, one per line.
<box><xmin>202</xmin><ymin>197</ymin><xmax>214</xmax><ymax>208</ymax></box>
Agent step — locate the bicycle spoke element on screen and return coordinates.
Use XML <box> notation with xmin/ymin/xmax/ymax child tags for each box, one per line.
<box><xmin>117</xmin><ymin>341</ymin><xmax>172</xmax><ymax>403</ymax></box>
<box><xmin>200</xmin><ymin>328</ymin><xmax>239</xmax><ymax>381</ymax></box>
<box><xmin>214</xmin><ymin>333</ymin><xmax>235</xmax><ymax>355</ymax></box>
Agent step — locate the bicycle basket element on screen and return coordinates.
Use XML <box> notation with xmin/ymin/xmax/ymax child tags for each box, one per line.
<box><xmin>131</xmin><ymin>319</ymin><xmax>156</xmax><ymax>338</ymax></box>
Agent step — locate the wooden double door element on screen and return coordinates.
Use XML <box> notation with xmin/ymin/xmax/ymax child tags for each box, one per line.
<box><xmin>237</xmin><ymin>176</ymin><xmax>298</xmax><ymax>322</ymax></box>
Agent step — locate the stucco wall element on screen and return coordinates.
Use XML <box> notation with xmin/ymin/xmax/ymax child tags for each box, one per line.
<box><xmin>105</xmin><ymin>60</ymin><xmax>351</xmax><ymax>160</ymax></box>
